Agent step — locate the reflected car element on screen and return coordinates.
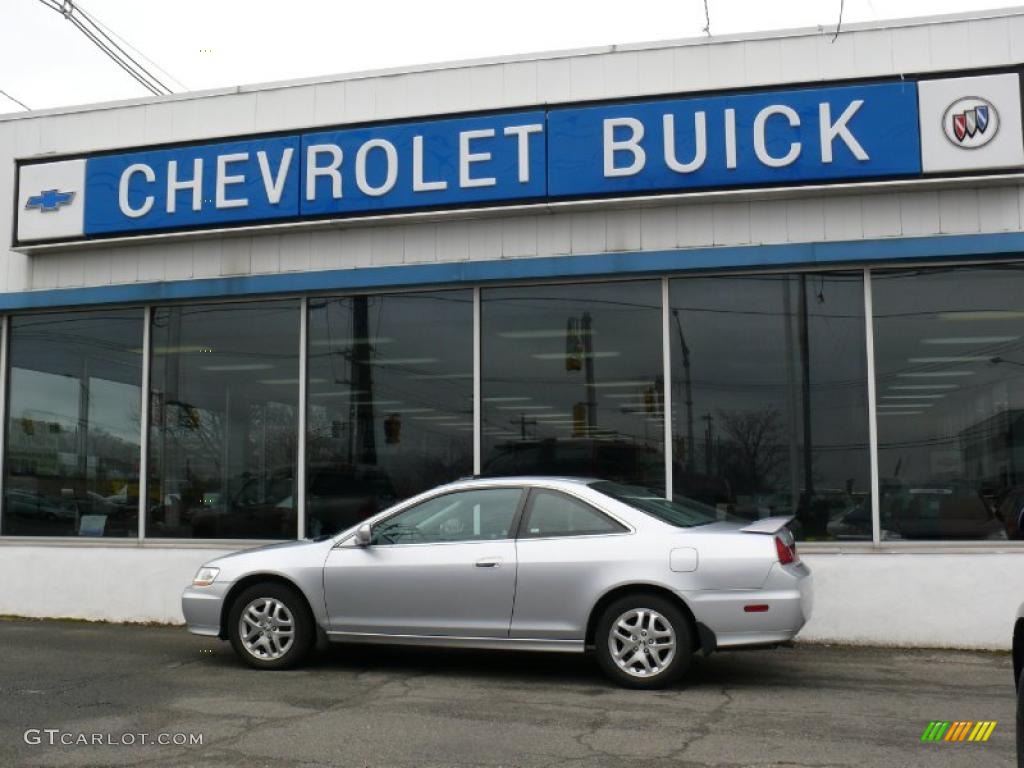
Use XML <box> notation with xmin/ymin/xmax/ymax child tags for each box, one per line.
<box><xmin>182</xmin><ymin>476</ymin><xmax>813</xmax><ymax>688</ymax></box>
<box><xmin>887</xmin><ymin>484</ymin><xmax>1006</xmax><ymax>540</ymax></box>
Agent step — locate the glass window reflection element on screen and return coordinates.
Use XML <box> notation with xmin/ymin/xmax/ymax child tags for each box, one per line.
<box><xmin>306</xmin><ymin>291</ymin><xmax>473</xmax><ymax>537</ymax></box>
<box><xmin>872</xmin><ymin>266</ymin><xmax>1024</xmax><ymax>540</ymax></box>
<box><xmin>669</xmin><ymin>273</ymin><xmax>870</xmax><ymax>540</ymax></box>
<box><xmin>481</xmin><ymin>281</ymin><xmax>665</xmax><ymax>491</ymax></box>
<box><xmin>147</xmin><ymin>301</ymin><xmax>300</xmax><ymax>539</ymax></box>
<box><xmin>3</xmin><ymin>309</ymin><xmax>144</xmax><ymax>537</ymax></box>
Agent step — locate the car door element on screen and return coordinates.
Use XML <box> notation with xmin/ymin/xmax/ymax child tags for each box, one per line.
<box><xmin>510</xmin><ymin>487</ymin><xmax>631</xmax><ymax>640</ymax></box>
<box><xmin>323</xmin><ymin>486</ymin><xmax>524</xmax><ymax>638</ymax></box>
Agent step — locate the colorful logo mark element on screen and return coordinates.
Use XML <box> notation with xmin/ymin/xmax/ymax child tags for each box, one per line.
<box><xmin>920</xmin><ymin>721</ymin><xmax>997</xmax><ymax>742</ymax></box>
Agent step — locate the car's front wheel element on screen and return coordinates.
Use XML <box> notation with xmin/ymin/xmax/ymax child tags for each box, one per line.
<box><xmin>594</xmin><ymin>594</ymin><xmax>693</xmax><ymax>689</ymax></box>
<box><xmin>227</xmin><ymin>582</ymin><xmax>314</xmax><ymax>670</ymax></box>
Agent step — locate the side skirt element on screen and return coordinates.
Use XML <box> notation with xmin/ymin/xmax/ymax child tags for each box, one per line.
<box><xmin>326</xmin><ymin>631</ymin><xmax>585</xmax><ymax>653</ymax></box>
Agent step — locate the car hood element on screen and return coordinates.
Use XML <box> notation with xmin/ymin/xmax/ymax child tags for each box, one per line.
<box><xmin>206</xmin><ymin>538</ymin><xmax>326</xmax><ymax>565</ymax></box>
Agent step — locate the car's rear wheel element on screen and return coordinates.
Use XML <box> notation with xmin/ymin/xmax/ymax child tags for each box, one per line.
<box><xmin>594</xmin><ymin>594</ymin><xmax>692</xmax><ymax>689</ymax></box>
<box><xmin>227</xmin><ymin>583</ymin><xmax>314</xmax><ymax>670</ymax></box>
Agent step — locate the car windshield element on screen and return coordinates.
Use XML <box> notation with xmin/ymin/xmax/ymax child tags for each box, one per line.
<box><xmin>591</xmin><ymin>481</ymin><xmax>720</xmax><ymax>528</ymax></box>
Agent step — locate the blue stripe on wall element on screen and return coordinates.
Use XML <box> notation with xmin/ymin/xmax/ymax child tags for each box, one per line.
<box><xmin>6</xmin><ymin>231</ymin><xmax>1024</xmax><ymax>311</ymax></box>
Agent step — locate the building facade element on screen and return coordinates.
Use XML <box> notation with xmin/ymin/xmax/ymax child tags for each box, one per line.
<box><xmin>3</xmin><ymin>9</ymin><xmax>1024</xmax><ymax>648</ymax></box>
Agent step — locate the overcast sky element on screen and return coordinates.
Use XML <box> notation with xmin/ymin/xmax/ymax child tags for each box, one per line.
<box><xmin>1</xmin><ymin>0</ymin><xmax>1018</xmax><ymax>113</ymax></box>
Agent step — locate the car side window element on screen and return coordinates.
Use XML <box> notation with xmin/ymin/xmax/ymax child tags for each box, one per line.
<box><xmin>520</xmin><ymin>489</ymin><xmax>627</xmax><ymax>538</ymax></box>
<box><xmin>371</xmin><ymin>488</ymin><xmax>522</xmax><ymax>545</ymax></box>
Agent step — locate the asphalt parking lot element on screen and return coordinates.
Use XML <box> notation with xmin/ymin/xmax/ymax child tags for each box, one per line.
<box><xmin>0</xmin><ymin>618</ymin><xmax>1015</xmax><ymax>768</ymax></box>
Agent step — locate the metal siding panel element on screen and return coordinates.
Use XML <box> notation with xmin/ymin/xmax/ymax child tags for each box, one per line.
<box><xmin>570</xmin><ymin>211</ymin><xmax>606</xmax><ymax>254</ymax></box>
<box><xmin>978</xmin><ymin>187</ymin><xmax>1022</xmax><ymax>233</ymax></box>
<box><xmin>899</xmin><ymin>190</ymin><xmax>941</xmax><ymax>236</ymax></box>
<box><xmin>605</xmin><ymin>209</ymin><xmax>642</xmax><ymax>252</ymax></box>
<box><xmin>603</xmin><ymin>52</ymin><xmax>639</xmax><ymax>98</ymax></box>
<box><xmin>929</xmin><ymin>22</ymin><xmax>972</xmax><ymax>72</ymax></box>
<box><xmin>938</xmin><ymin>188</ymin><xmax>981</xmax><ymax>234</ymax></box>
<box><xmin>279</xmin><ymin>231</ymin><xmax>312</xmax><ymax>272</ymax></box>
<box><xmin>370</xmin><ymin>227</ymin><xmax>404</xmax><ymax>265</ymax></box>
<box><xmin>436</xmin><ymin>220</ymin><xmax>471</xmax><ymax>263</ymax></box>
<box><xmin>192</xmin><ymin>240</ymin><xmax>223</xmax><ymax>278</ymax></box>
<box><xmin>891</xmin><ymin>26</ymin><xmax>933</xmax><ymax>74</ymax></box>
<box><xmin>404</xmin><ymin>223</ymin><xmax>438</xmax><ymax>263</ymax></box>
<box><xmin>786</xmin><ymin>198</ymin><xmax>825</xmax><ymax>242</ymax></box>
<box><xmin>467</xmin><ymin>219</ymin><xmax>502</xmax><ymax>261</ymax></box>
<box><xmin>706</xmin><ymin>42</ymin><xmax>746</xmax><ymax>91</ymax></box>
<box><xmin>255</xmin><ymin>87</ymin><xmax>317</xmax><ymax>132</ymax></box>
<box><xmin>220</xmin><ymin>238</ymin><xmax>253</xmax><ymax>275</ymax></box>
<box><xmin>676</xmin><ymin>203</ymin><xmax>714</xmax><ymax>248</ymax></box>
<box><xmin>312</xmin><ymin>81</ymin><xmax>348</xmax><ymax>127</ymax></box>
<box><xmin>779</xmin><ymin>36</ymin><xmax>822</xmax><ymax>85</ymax></box>
<box><xmin>537</xmin><ymin>58</ymin><xmax>571</xmax><ymax>105</ymax></box>
<box><xmin>672</xmin><ymin>45</ymin><xmax>711</xmax><ymax>92</ymax></box>
<box><xmin>636</xmin><ymin>49</ymin><xmax>674</xmax><ymax>96</ymax></box>
<box><xmin>749</xmin><ymin>199</ymin><xmax>789</xmax><ymax>244</ymax></box>
<box><xmin>250</xmin><ymin>234</ymin><xmax>282</xmax><ymax>274</ymax></box>
<box><xmin>968</xmin><ymin>19</ymin><xmax>1012</xmax><ymax>68</ymax></box>
<box><xmin>861</xmin><ymin>193</ymin><xmax>902</xmax><ymax>238</ymax></box>
<box><xmin>535</xmin><ymin>215</ymin><xmax>571</xmax><ymax>257</ymax></box>
<box><xmin>743</xmin><ymin>39</ymin><xmax>783</xmax><ymax>88</ymax></box>
<box><xmin>823</xmin><ymin>196</ymin><xmax>864</xmax><ymax>242</ymax></box>
<box><xmin>163</xmin><ymin>243</ymin><xmax>195</xmax><ymax>281</ymax></box>
<box><xmin>501</xmin><ymin>217</ymin><xmax>538</xmax><ymax>258</ymax></box>
<box><xmin>503</xmin><ymin>62</ymin><xmax>538</xmax><ymax>105</ymax></box>
<box><xmin>712</xmin><ymin>201</ymin><xmax>752</xmax><ymax>246</ymax></box>
<box><xmin>639</xmin><ymin>207</ymin><xmax>677</xmax><ymax>250</ymax></box>
<box><xmin>852</xmin><ymin>30</ymin><xmax>895</xmax><ymax>77</ymax></box>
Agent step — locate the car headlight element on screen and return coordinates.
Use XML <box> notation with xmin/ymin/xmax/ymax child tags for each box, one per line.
<box><xmin>192</xmin><ymin>566</ymin><xmax>220</xmax><ymax>587</ymax></box>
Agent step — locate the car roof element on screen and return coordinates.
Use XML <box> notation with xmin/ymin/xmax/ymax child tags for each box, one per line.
<box><xmin>451</xmin><ymin>475</ymin><xmax>600</xmax><ymax>489</ymax></box>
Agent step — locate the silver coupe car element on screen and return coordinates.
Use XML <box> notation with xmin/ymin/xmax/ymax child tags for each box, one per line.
<box><xmin>182</xmin><ymin>476</ymin><xmax>813</xmax><ymax>688</ymax></box>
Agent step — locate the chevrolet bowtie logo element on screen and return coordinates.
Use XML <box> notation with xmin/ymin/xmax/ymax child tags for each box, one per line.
<box><xmin>25</xmin><ymin>189</ymin><xmax>75</xmax><ymax>213</ymax></box>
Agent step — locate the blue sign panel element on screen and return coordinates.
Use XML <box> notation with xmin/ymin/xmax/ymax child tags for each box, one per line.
<box><xmin>85</xmin><ymin>136</ymin><xmax>301</xmax><ymax>235</ymax></box>
<box><xmin>67</xmin><ymin>82</ymin><xmax>923</xmax><ymax>241</ymax></box>
<box><xmin>547</xmin><ymin>82</ymin><xmax>921</xmax><ymax>196</ymax></box>
<box><xmin>301</xmin><ymin>111</ymin><xmax>547</xmax><ymax>216</ymax></box>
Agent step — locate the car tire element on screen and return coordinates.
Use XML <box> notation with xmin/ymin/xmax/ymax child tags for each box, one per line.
<box><xmin>227</xmin><ymin>582</ymin><xmax>314</xmax><ymax>670</ymax></box>
<box><xmin>1017</xmin><ymin>671</ymin><xmax>1024</xmax><ymax>768</ymax></box>
<box><xmin>594</xmin><ymin>593</ymin><xmax>693</xmax><ymax>689</ymax></box>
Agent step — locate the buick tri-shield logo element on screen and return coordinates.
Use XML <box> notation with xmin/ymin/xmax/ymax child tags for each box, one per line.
<box><xmin>942</xmin><ymin>96</ymin><xmax>999</xmax><ymax>149</ymax></box>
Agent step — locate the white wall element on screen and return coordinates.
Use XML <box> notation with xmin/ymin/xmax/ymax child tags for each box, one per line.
<box><xmin>0</xmin><ymin>545</ymin><xmax>1018</xmax><ymax>649</ymax></box>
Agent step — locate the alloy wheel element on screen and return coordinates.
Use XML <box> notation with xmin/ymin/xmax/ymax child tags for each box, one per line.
<box><xmin>238</xmin><ymin>596</ymin><xmax>295</xmax><ymax>661</ymax></box>
<box><xmin>607</xmin><ymin>607</ymin><xmax>676</xmax><ymax>678</ymax></box>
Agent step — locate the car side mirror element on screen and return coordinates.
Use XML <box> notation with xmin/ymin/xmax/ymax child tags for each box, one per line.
<box><xmin>354</xmin><ymin>524</ymin><xmax>372</xmax><ymax>546</ymax></box>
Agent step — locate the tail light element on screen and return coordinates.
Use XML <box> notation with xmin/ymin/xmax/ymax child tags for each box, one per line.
<box><xmin>775</xmin><ymin>535</ymin><xmax>798</xmax><ymax>565</ymax></box>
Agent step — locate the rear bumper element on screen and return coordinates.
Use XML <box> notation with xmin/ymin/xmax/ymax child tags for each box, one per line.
<box><xmin>181</xmin><ymin>582</ymin><xmax>230</xmax><ymax>637</ymax></box>
<box><xmin>683</xmin><ymin>561</ymin><xmax>813</xmax><ymax>650</ymax></box>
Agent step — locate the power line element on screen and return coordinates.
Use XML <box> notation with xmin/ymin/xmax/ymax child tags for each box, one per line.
<box><xmin>34</xmin><ymin>0</ymin><xmax>175</xmax><ymax>96</ymax></box>
<box><xmin>74</xmin><ymin>2</ymin><xmax>188</xmax><ymax>91</ymax></box>
<box><xmin>832</xmin><ymin>0</ymin><xmax>845</xmax><ymax>43</ymax></box>
<box><xmin>0</xmin><ymin>88</ymin><xmax>30</xmax><ymax>111</ymax></box>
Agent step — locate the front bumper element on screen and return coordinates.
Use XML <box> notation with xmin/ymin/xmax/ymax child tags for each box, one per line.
<box><xmin>181</xmin><ymin>582</ymin><xmax>231</xmax><ymax>637</ymax></box>
<box><xmin>684</xmin><ymin>561</ymin><xmax>813</xmax><ymax>649</ymax></box>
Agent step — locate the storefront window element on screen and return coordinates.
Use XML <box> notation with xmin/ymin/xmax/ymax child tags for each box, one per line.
<box><xmin>481</xmin><ymin>281</ymin><xmax>665</xmax><ymax>491</ymax></box>
<box><xmin>669</xmin><ymin>273</ymin><xmax>870</xmax><ymax>540</ymax></box>
<box><xmin>872</xmin><ymin>266</ymin><xmax>1024</xmax><ymax>541</ymax></box>
<box><xmin>3</xmin><ymin>309</ymin><xmax>143</xmax><ymax>537</ymax></box>
<box><xmin>147</xmin><ymin>301</ymin><xmax>300</xmax><ymax>539</ymax></box>
<box><xmin>306</xmin><ymin>291</ymin><xmax>473</xmax><ymax>536</ymax></box>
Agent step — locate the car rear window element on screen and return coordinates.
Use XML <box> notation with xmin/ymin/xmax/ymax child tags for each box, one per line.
<box><xmin>591</xmin><ymin>481</ymin><xmax>719</xmax><ymax>528</ymax></box>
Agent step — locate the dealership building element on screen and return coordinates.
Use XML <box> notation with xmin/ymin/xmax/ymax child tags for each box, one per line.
<box><xmin>3</xmin><ymin>8</ymin><xmax>1024</xmax><ymax>649</ymax></box>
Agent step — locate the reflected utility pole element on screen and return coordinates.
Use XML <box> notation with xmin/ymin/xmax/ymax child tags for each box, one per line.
<box><xmin>350</xmin><ymin>296</ymin><xmax>376</xmax><ymax>465</ymax></box>
<box><xmin>672</xmin><ymin>309</ymin><xmax>695</xmax><ymax>472</ymax></box>
<box><xmin>582</xmin><ymin>312</ymin><xmax>597</xmax><ymax>429</ymax></box>
<box><xmin>798</xmin><ymin>275</ymin><xmax>815</xmax><ymax>526</ymax></box>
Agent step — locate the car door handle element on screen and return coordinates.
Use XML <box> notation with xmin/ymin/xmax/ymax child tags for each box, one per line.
<box><xmin>475</xmin><ymin>557</ymin><xmax>503</xmax><ymax>568</ymax></box>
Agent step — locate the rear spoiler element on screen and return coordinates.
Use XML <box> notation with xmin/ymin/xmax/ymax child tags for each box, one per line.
<box><xmin>740</xmin><ymin>516</ymin><xmax>794</xmax><ymax>534</ymax></box>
